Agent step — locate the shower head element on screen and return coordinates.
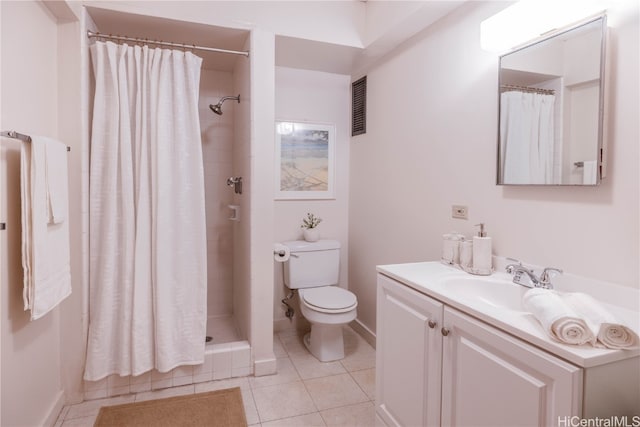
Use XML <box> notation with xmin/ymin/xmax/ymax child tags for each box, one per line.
<box><xmin>210</xmin><ymin>103</ymin><xmax>223</xmax><ymax>115</ymax></box>
<box><xmin>209</xmin><ymin>94</ymin><xmax>240</xmax><ymax>116</ymax></box>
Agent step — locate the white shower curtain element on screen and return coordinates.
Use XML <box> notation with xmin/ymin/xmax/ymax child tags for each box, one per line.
<box><xmin>500</xmin><ymin>91</ymin><xmax>556</xmax><ymax>184</ymax></box>
<box><xmin>84</xmin><ymin>41</ymin><xmax>207</xmax><ymax>381</ymax></box>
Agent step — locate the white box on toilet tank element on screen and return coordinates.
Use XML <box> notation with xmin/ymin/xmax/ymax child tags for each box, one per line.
<box><xmin>282</xmin><ymin>240</ymin><xmax>340</xmax><ymax>289</ymax></box>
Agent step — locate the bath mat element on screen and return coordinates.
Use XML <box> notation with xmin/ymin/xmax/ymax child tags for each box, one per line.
<box><xmin>94</xmin><ymin>387</ymin><xmax>247</xmax><ymax>427</ymax></box>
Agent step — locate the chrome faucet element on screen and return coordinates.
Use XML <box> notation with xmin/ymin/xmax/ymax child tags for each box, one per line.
<box><xmin>539</xmin><ymin>267</ymin><xmax>563</xmax><ymax>289</ymax></box>
<box><xmin>506</xmin><ymin>263</ymin><xmax>539</xmax><ymax>288</ymax></box>
<box><xmin>505</xmin><ymin>260</ymin><xmax>562</xmax><ymax>289</ymax></box>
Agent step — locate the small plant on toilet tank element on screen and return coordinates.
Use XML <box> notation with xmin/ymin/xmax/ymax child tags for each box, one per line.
<box><xmin>301</xmin><ymin>213</ymin><xmax>322</xmax><ymax>242</ymax></box>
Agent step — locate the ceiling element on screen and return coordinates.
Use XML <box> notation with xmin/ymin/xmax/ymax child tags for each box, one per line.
<box><xmin>87</xmin><ymin>2</ymin><xmax>467</xmax><ymax>75</ymax></box>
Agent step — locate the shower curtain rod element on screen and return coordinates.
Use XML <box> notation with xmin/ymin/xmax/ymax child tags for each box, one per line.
<box><xmin>1</xmin><ymin>130</ymin><xmax>71</xmax><ymax>151</ymax></box>
<box><xmin>500</xmin><ymin>84</ymin><xmax>555</xmax><ymax>95</ymax></box>
<box><xmin>87</xmin><ymin>30</ymin><xmax>249</xmax><ymax>57</ymax></box>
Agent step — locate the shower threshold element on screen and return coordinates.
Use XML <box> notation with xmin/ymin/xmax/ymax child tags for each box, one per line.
<box><xmin>205</xmin><ymin>315</ymin><xmax>252</xmax><ymax>380</ymax></box>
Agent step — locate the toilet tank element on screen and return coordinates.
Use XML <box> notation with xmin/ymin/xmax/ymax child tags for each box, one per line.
<box><xmin>282</xmin><ymin>240</ymin><xmax>340</xmax><ymax>289</ymax></box>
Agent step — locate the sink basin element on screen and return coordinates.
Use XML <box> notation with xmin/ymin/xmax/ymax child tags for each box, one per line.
<box><xmin>440</xmin><ymin>276</ymin><xmax>530</xmax><ymax>313</ymax></box>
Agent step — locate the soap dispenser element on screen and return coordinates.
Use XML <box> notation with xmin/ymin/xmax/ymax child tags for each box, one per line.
<box><xmin>472</xmin><ymin>223</ymin><xmax>492</xmax><ymax>275</ymax></box>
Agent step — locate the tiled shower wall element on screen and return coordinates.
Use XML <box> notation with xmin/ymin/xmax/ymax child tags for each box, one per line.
<box><xmin>200</xmin><ymin>68</ymin><xmax>236</xmax><ymax>318</ymax></box>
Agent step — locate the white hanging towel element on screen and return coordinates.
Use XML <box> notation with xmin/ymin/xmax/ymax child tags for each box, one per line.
<box><xmin>45</xmin><ymin>141</ymin><xmax>69</xmax><ymax>224</ymax></box>
<box><xmin>20</xmin><ymin>136</ymin><xmax>72</xmax><ymax>320</ymax></box>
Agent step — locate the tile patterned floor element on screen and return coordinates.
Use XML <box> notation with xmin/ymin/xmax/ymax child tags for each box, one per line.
<box><xmin>55</xmin><ymin>326</ymin><xmax>376</xmax><ymax>426</ymax></box>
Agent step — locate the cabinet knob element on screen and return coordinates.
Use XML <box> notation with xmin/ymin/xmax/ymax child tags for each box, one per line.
<box><xmin>428</xmin><ymin>320</ymin><xmax>437</xmax><ymax>329</ymax></box>
<box><xmin>441</xmin><ymin>328</ymin><xmax>450</xmax><ymax>337</ymax></box>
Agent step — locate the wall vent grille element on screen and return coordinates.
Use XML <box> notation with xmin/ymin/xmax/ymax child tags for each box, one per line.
<box><xmin>352</xmin><ymin>76</ymin><xmax>367</xmax><ymax>136</ymax></box>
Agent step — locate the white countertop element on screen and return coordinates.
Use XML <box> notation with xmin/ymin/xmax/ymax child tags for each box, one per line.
<box><xmin>376</xmin><ymin>261</ymin><xmax>640</xmax><ymax>368</ymax></box>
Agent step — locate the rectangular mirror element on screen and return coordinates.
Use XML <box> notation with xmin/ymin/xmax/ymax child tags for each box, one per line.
<box><xmin>497</xmin><ymin>15</ymin><xmax>607</xmax><ymax>186</ymax></box>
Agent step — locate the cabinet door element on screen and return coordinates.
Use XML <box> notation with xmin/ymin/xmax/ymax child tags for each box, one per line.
<box><xmin>441</xmin><ymin>307</ymin><xmax>582</xmax><ymax>427</ymax></box>
<box><xmin>376</xmin><ymin>274</ymin><xmax>443</xmax><ymax>427</ymax></box>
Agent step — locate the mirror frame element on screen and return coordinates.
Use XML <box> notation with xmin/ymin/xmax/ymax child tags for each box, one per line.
<box><xmin>496</xmin><ymin>15</ymin><xmax>607</xmax><ymax>186</ymax></box>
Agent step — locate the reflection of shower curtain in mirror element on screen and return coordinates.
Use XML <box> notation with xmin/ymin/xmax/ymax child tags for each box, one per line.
<box><xmin>84</xmin><ymin>41</ymin><xmax>207</xmax><ymax>380</ymax></box>
<box><xmin>500</xmin><ymin>92</ymin><xmax>556</xmax><ymax>184</ymax></box>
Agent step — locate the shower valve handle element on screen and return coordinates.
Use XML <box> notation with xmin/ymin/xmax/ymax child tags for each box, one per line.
<box><xmin>226</xmin><ymin>177</ymin><xmax>242</xmax><ymax>194</ymax></box>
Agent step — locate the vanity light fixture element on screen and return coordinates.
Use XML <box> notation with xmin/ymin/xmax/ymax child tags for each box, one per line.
<box><xmin>480</xmin><ymin>0</ymin><xmax>609</xmax><ymax>52</ymax></box>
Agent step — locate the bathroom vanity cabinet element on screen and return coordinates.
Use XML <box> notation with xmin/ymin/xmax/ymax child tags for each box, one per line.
<box><xmin>376</xmin><ymin>274</ymin><xmax>580</xmax><ymax>426</ymax></box>
<box><xmin>375</xmin><ymin>265</ymin><xmax>640</xmax><ymax>427</ymax></box>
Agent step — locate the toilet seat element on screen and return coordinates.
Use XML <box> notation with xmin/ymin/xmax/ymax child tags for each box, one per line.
<box><xmin>300</xmin><ymin>287</ymin><xmax>357</xmax><ymax>314</ymax></box>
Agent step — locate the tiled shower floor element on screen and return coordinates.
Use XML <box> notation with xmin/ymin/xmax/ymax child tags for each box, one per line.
<box><xmin>207</xmin><ymin>314</ymin><xmax>242</xmax><ymax>344</ymax></box>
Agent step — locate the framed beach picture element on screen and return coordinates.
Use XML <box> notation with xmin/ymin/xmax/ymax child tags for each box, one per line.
<box><xmin>275</xmin><ymin>121</ymin><xmax>336</xmax><ymax>200</ymax></box>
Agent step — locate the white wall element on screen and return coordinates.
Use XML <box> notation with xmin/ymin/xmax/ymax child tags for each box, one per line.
<box><xmin>364</xmin><ymin>1</ymin><xmax>424</xmax><ymax>46</ymax></box>
<box><xmin>348</xmin><ymin>1</ymin><xmax>639</xmax><ymax>334</ymax></box>
<box><xmin>0</xmin><ymin>2</ymin><xmax>66</xmax><ymax>425</ymax></box>
<box><xmin>58</xmin><ymin>9</ymin><xmax>86</xmax><ymax>406</ymax></box>
<box><xmin>248</xmin><ymin>28</ymin><xmax>277</xmax><ymax>376</ymax></box>
<box><xmin>273</xmin><ymin>67</ymin><xmax>351</xmax><ymax>330</ymax></box>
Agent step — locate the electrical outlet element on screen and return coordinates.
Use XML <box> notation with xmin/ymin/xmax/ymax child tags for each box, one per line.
<box><xmin>452</xmin><ymin>205</ymin><xmax>468</xmax><ymax>219</ymax></box>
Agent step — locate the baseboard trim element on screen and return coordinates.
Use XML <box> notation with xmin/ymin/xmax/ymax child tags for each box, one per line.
<box><xmin>254</xmin><ymin>357</ymin><xmax>277</xmax><ymax>377</ymax></box>
<box><xmin>44</xmin><ymin>390</ymin><xmax>66</xmax><ymax>427</ymax></box>
<box><xmin>350</xmin><ymin>318</ymin><xmax>376</xmax><ymax>349</ymax></box>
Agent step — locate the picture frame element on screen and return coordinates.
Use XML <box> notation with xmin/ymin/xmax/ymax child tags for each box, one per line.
<box><xmin>275</xmin><ymin>121</ymin><xmax>336</xmax><ymax>200</ymax></box>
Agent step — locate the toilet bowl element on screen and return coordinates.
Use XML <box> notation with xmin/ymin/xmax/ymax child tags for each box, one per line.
<box><xmin>282</xmin><ymin>240</ymin><xmax>358</xmax><ymax>362</ymax></box>
<box><xmin>299</xmin><ymin>286</ymin><xmax>357</xmax><ymax>361</ymax></box>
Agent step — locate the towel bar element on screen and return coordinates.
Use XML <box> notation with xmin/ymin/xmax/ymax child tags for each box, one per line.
<box><xmin>1</xmin><ymin>130</ymin><xmax>71</xmax><ymax>151</ymax></box>
<box><xmin>1</xmin><ymin>131</ymin><xmax>71</xmax><ymax>232</ymax></box>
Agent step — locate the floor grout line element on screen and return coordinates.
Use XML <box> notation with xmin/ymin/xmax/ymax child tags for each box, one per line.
<box><xmin>61</xmin><ymin>329</ymin><xmax>375</xmax><ymax>427</ymax></box>
<box><xmin>279</xmin><ymin>332</ymin><xmax>323</xmax><ymax>418</ymax></box>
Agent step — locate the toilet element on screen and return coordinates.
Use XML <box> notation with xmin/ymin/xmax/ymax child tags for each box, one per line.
<box><xmin>282</xmin><ymin>240</ymin><xmax>358</xmax><ymax>362</ymax></box>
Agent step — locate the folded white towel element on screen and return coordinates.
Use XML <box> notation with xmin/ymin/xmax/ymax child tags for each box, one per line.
<box><xmin>523</xmin><ymin>288</ymin><xmax>596</xmax><ymax>346</ymax></box>
<box><xmin>561</xmin><ymin>292</ymin><xmax>639</xmax><ymax>350</ymax></box>
<box><xmin>21</xmin><ymin>136</ymin><xmax>72</xmax><ymax>320</ymax></box>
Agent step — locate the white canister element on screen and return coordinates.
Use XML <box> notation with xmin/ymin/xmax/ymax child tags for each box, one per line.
<box><xmin>442</xmin><ymin>233</ymin><xmax>463</xmax><ymax>265</ymax></box>
<box><xmin>459</xmin><ymin>239</ymin><xmax>473</xmax><ymax>270</ymax></box>
<box><xmin>441</xmin><ymin>234</ymin><xmax>454</xmax><ymax>264</ymax></box>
